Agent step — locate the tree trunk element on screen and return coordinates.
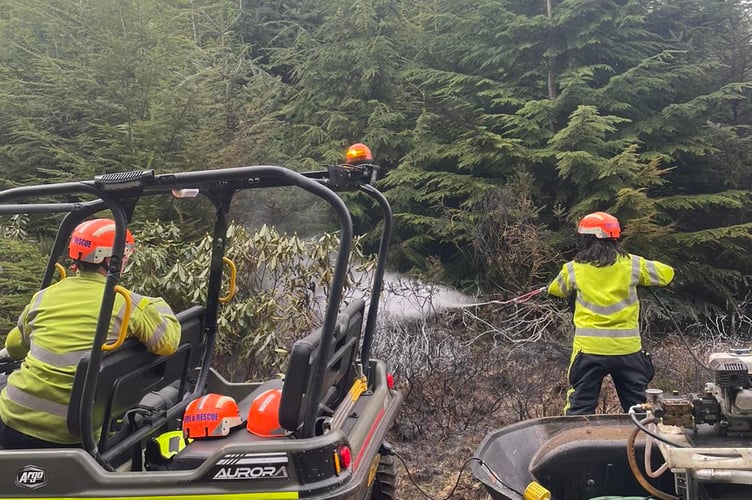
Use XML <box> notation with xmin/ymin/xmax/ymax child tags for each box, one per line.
<box><xmin>546</xmin><ymin>0</ymin><xmax>557</xmax><ymax>100</ymax></box>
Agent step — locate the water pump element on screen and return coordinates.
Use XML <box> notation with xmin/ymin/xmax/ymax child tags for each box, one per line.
<box><xmin>657</xmin><ymin>348</ymin><xmax>752</xmax><ymax>435</ymax></box>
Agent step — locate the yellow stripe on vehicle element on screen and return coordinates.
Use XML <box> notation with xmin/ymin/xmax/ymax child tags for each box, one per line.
<box><xmin>3</xmin><ymin>493</ymin><xmax>299</xmax><ymax>500</ymax></box>
<box><xmin>329</xmin><ymin>375</ymin><xmax>368</xmax><ymax>430</ymax></box>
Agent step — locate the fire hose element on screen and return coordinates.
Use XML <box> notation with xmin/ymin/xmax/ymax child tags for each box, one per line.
<box><xmin>447</xmin><ymin>286</ymin><xmax>547</xmax><ymax>309</ymax></box>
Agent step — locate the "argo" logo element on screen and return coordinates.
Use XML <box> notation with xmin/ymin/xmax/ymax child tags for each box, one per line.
<box><xmin>15</xmin><ymin>465</ymin><xmax>47</xmax><ymax>489</ymax></box>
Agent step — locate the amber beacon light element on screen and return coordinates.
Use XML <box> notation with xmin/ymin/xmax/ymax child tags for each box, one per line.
<box><xmin>345</xmin><ymin>143</ymin><xmax>373</xmax><ymax>165</ymax></box>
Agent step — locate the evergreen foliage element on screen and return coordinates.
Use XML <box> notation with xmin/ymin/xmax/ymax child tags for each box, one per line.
<box><xmin>0</xmin><ymin>0</ymin><xmax>749</xmax><ymax>326</ymax></box>
<box><xmin>125</xmin><ymin>220</ymin><xmax>374</xmax><ymax>381</ymax></box>
<box><xmin>0</xmin><ymin>217</ymin><xmax>46</xmax><ymax>333</ymax></box>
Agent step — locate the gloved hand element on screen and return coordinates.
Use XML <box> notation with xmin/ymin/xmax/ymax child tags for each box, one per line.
<box><xmin>0</xmin><ymin>347</ymin><xmax>10</xmax><ymax>360</ymax></box>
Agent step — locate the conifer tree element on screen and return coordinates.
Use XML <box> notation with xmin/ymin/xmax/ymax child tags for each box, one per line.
<box><xmin>383</xmin><ymin>0</ymin><xmax>751</xmax><ymax>318</ymax></box>
<box><xmin>268</xmin><ymin>0</ymin><xmax>409</xmax><ymax>167</ymax></box>
<box><xmin>0</xmin><ymin>0</ymin><xmax>202</xmax><ymax>185</ymax></box>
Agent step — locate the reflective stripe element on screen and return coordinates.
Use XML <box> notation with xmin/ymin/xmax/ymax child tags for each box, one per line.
<box><xmin>110</xmin><ymin>291</ymin><xmax>144</xmax><ymax>341</ymax></box>
<box><xmin>565</xmin><ymin>262</ymin><xmax>576</xmax><ymax>292</ymax></box>
<box><xmin>22</xmin><ymin>289</ymin><xmax>48</xmax><ymax>345</ymax></box>
<box><xmin>216</xmin><ymin>395</ymin><xmax>234</xmax><ymax>407</ymax></box>
<box><xmin>631</xmin><ymin>254</ymin><xmax>641</xmax><ymax>285</ymax></box>
<box><xmin>155</xmin><ymin>305</ymin><xmax>173</xmax><ymax>315</ymax></box>
<box><xmin>29</xmin><ymin>343</ymin><xmax>89</xmax><ymax>368</ymax></box>
<box><xmin>197</xmin><ymin>394</ymin><xmax>209</xmax><ymax>410</ymax></box>
<box><xmin>554</xmin><ymin>273</ymin><xmax>570</xmax><ymax>296</ymax></box>
<box><xmin>576</xmin><ymin>293</ymin><xmax>637</xmax><ymax>315</ymax></box>
<box><xmin>5</xmin><ymin>385</ymin><xmax>69</xmax><ymax>419</ymax></box>
<box><xmin>646</xmin><ymin>260</ymin><xmax>661</xmax><ymax>286</ymax></box>
<box><xmin>109</xmin><ymin>302</ymin><xmax>128</xmax><ymax>341</ymax></box>
<box><xmin>91</xmin><ymin>222</ymin><xmax>116</xmax><ymax>237</ymax></box>
<box><xmin>130</xmin><ymin>292</ymin><xmax>145</xmax><ymax>307</ymax></box>
<box><xmin>575</xmin><ymin>256</ymin><xmax>641</xmax><ymax>315</ymax></box>
<box><xmin>575</xmin><ymin>327</ymin><xmax>640</xmax><ymax>338</ymax></box>
<box><xmin>144</xmin><ymin>318</ymin><xmax>168</xmax><ymax>351</ymax></box>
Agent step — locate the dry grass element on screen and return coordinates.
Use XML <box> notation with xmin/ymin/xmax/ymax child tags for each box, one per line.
<box><xmin>371</xmin><ymin>276</ymin><xmax>748</xmax><ymax>499</ymax></box>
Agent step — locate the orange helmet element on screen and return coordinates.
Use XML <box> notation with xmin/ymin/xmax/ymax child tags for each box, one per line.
<box><xmin>183</xmin><ymin>394</ymin><xmax>243</xmax><ymax>439</ymax></box>
<box><xmin>577</xmin><ymin>212</ymin><xmax>621</xmax><ymax>239</ymax></box>
<box><xmin>247</xmin><ymin>389</ymin><xmax>287</xmax><ymax>438</ymax></box>
<box><xmin>68</xmin><ymin>218</ymin><xmax>135</xmax><ymax>264</ymax></box>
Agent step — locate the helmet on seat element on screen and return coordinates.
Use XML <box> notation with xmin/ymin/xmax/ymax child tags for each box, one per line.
<box><xmin>183</xmin><ymin>393</ymin><xmax>243</xmax><ymax>439</ymax></box>
<box><xmin>68</xmin><ymin>218</ymin><xmax>135</xmax><ymax>264</ymax></box>
<box><xmin>577</xmin><ymin>212</ymin><xmax>621</xmax><ymax>239</ymax></box>
<box><xmin>246</xmin><ymin>389</ymin><xmax>287</xmax><ymax>438</ymax></box>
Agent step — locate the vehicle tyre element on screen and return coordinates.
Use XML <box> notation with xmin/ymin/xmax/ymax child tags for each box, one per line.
<box><xmin>370</xmin><ymin>452</ymin><xmax>397</xmax><ymax>499</ymax></box>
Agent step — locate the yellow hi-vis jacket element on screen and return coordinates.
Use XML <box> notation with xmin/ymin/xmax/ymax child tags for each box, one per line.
<box><xmin>548</xmin><ymin>254</ymin><xmax>674</xmax><ymax>356</ymax></box>
<box><xmin>0</xmin><ymin>271</ymin><xmax>180</xmax><ymax>444</ymax></box>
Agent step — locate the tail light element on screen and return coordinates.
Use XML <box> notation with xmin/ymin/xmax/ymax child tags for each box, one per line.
<box><xmin>333</xmin><ymin>445</ymin><xmax>352</xmax><ymax>475</ymax></box>
<box><xmin>386</xmin><ymin>373</ymin><xmax>395</xmax><ymax>390</ymax></box>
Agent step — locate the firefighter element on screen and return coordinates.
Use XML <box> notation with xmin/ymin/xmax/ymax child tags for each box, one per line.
<box><xmin>548</xmin><ymin>212</ymin><xmax>674</xmax><ymax>415</ymax></box>
<box><xmin>0</xmin><ymin>218</ymin><xmax>180</xmax><ymax>448</ymax></box>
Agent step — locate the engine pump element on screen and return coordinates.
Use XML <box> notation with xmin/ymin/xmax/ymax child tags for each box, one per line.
<box><xmin>656</xmin><ymin>348</ymin><xmax>752</xmax><ymax>435</ymax></box>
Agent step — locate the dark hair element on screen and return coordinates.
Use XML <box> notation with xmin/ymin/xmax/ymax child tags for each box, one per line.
<box><xmin>574</xmin><ymin>235</ymin><xmax>628</xmax><ymax>267</ymax></box>
<box><xmin>75</xmin><ymin>260</ymin><xmax>107</xmax><ymax>273</ymax></box>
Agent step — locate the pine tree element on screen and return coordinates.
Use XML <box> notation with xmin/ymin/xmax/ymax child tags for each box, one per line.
<box><xmin>379</xmin><ymin>0</ymin><xmax>751</xmax><ymax>320</ymax></box>
<box><xmin>269</xmin><ymin>0</ymin><xmax>410</xmax><ymax>167</ymax></box>
<box><xmin>630</xmin><ymin>0</ymin><xmax>752</xmax><ymax>312</ymax></box>
<box><xmin>381</xmin><ymin>0</ymin><xmax>538</xmax><ymax>273</ymax></box>
<box><xmin>0</xmin><ymin>0</ymin><xmax>204</xmax><ymax>185</ymax></box>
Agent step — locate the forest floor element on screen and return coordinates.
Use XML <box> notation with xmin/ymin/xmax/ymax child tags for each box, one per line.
<box><xmin>382</xmin><ymin>335</ymin><xmax>734</xmax><ymax>500</ymax></box>
<box><xmin>391</xmin><ymin>431</ymin><xmax>494</xmax><ymax>500</ymax></box>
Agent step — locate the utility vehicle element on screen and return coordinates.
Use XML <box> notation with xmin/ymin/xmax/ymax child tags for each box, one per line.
<box><xmin>0</xmin><ymin>145</ymin><xmax>402</xmax><ymax>499</ymax></box>
<box><xmin>472</xmin><ymin>349</ymin><xmax>752</xmax><ymax>500</ymax></box>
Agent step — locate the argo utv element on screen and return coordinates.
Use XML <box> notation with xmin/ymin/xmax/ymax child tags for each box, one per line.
<box><xmin>0</xmin><ymin>144</ymin><xmax>403</xmax><ymax>499</ymax></box>
<box><xmin>473</xmin><ymin>348</ymin><xmax>752</xmax><ymax>500</ymax></box>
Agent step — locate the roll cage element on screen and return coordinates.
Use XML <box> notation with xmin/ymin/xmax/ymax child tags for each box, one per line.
<box><xmin>0</xmin><ymin>161</ymin><xmax>393</xmax><ymax>471</ymax></box>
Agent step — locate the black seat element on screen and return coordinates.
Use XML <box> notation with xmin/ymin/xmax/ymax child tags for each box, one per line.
<box><xmin>170</xmin><ymin>301</ymin><xmax>365</xmax><ymax>470</ymax></box>
<box><xmin>278</xmin><ymin>299</ymin><xmax>365</xmax><ymax>434</ymax></box>
<box><xmin>67</xmin><ymin>306</ymin><xmax>205</xmax><ymax>453</ymax></box>
<box><xmin>332</xmin><ymin>299</ymin><xmax>366</xmax><ymax>403</ymax></box>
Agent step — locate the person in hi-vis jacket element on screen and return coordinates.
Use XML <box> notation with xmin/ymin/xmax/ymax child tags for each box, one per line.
<box><xmin>0</xmin><ymin>219</ymin><xmax>180</xmax><ymax>448</ymax></box>
<box><xmin>548</xmin><ymin>212</ymin><xmax>674</xmax><ymax>415</ymax></box>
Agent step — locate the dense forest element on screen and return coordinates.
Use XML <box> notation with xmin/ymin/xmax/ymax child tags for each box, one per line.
<box><xmin>0</xmin><ymin>0</ymin><xmax>750</xmax><ymax>332</ymax></box>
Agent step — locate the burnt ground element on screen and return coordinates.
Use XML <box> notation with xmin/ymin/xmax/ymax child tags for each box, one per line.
<box><xmin>383</xmin><ymin>336</ymin><xmax>728</xmax><ymax>500</ymax></box>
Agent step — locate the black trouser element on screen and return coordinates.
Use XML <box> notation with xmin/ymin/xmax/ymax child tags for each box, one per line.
<box><xmin>564</xmin><ymin>350</ymin><xmax>654</xmax><ymax>415</ymax></box>
<box><xmin>0</xmin><ymin>418</ymin><xmax>76</xmax><ymax>450</ymax></box>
